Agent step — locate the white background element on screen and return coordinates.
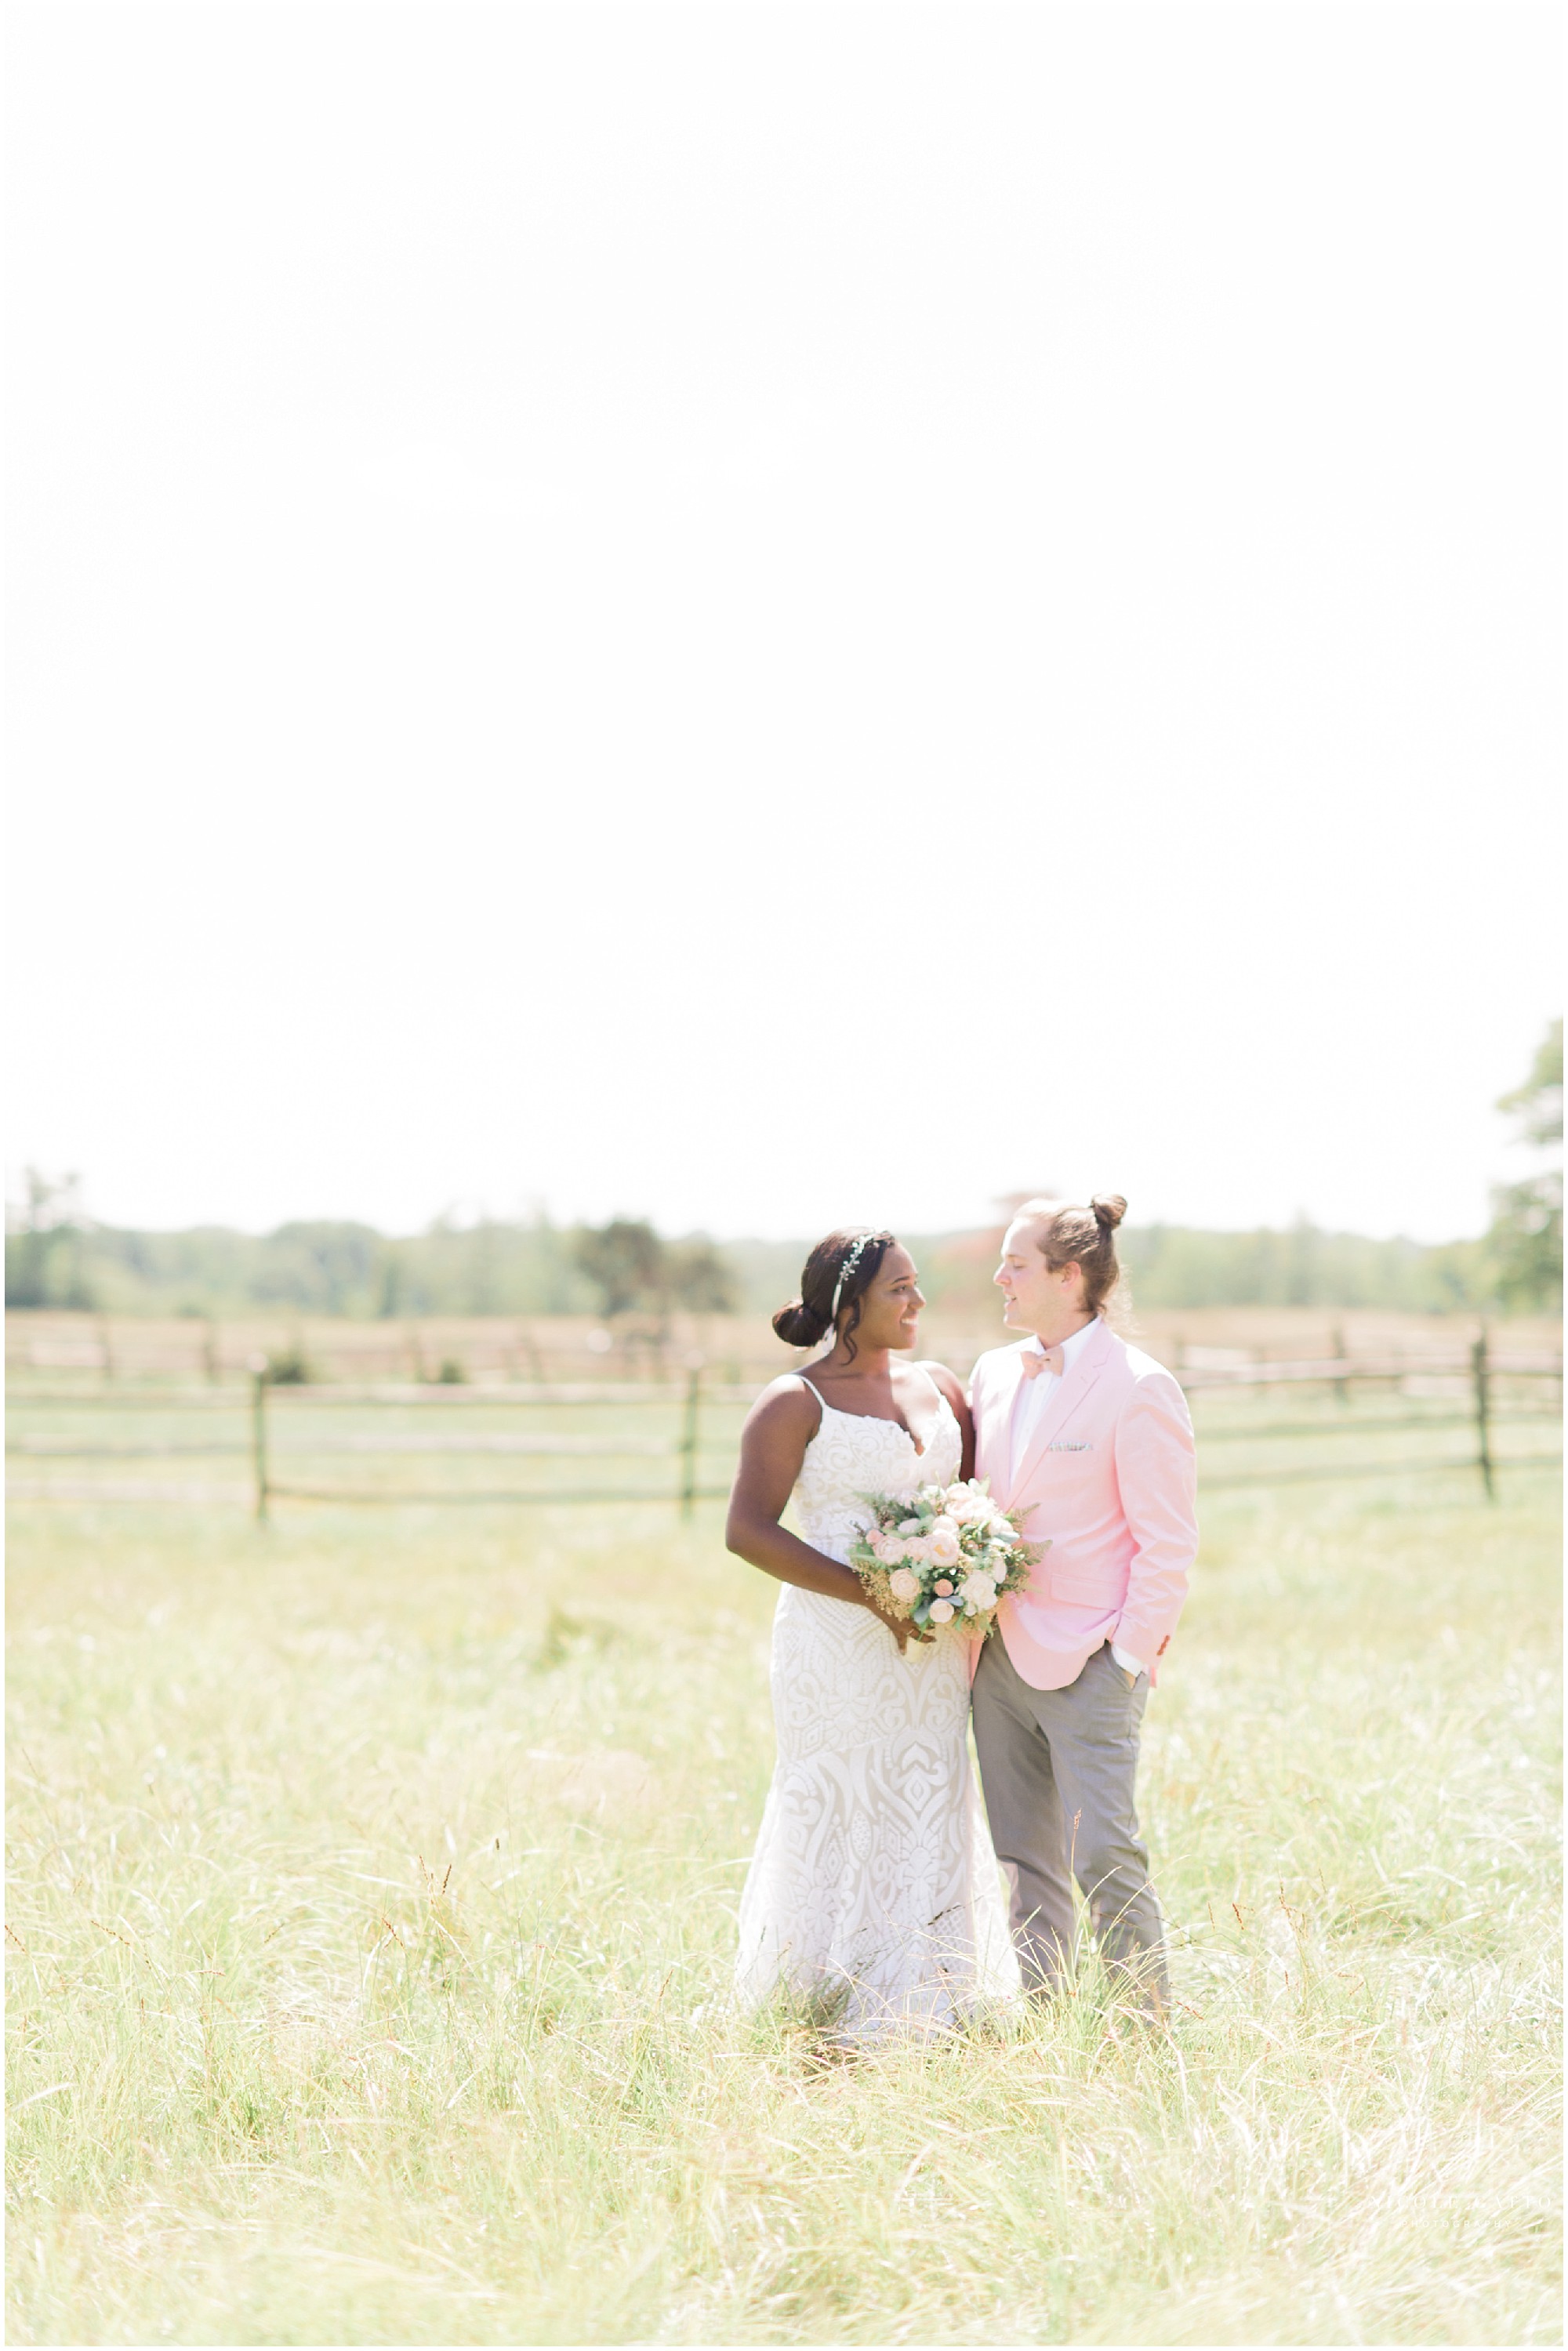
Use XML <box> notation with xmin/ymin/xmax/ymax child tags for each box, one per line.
<box><xmin>8</xmin><ymin>2</ymin><xmax>1561</xmax><ymax>1243</ymax></box>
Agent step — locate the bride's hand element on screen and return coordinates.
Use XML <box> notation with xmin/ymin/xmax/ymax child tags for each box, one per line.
<box><xmin>868</xmin><ymin>1595</ymin><xmax>933</xmax><ymax>1653</ymax></box>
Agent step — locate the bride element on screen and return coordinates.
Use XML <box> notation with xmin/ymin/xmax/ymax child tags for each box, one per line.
<box><xmin>726</xmin><ymin>1227</ymin><xmax>1018</xmax><ymax>2040</ymax></box>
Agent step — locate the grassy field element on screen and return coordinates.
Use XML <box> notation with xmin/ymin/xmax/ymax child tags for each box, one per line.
<box><xmin>6</xmin><ymin>1442</ymin><xmax>1562</xmax><ymax>2345</ymax></box>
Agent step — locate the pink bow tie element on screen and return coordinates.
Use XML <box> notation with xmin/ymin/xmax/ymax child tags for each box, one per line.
<box><xmin>1021</xmin><ymin>1347</ymin><xmax>1065</xmax><ymax>1380</ymax></box>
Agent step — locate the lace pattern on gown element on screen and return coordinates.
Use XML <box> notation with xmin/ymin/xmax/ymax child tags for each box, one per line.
<box><xmin>734</xmin><ymin>1377</ymin><xmax>1019</xmax><ymax>2039</ymax></box>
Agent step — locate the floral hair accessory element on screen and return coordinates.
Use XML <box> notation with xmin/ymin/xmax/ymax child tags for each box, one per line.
<box><xmin>829</xmin><ymin>1235</ymin><xmax>874</xmax><ymax>1324</ymax></box>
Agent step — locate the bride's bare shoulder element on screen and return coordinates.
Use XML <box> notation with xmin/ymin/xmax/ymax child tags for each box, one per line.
<box><xmin>743</xmin><ymin>1373</ymin><xmax>824</xmax><ymax>1428</ymax></box>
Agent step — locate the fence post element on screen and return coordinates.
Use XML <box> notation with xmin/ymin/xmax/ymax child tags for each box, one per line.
<box><xmin>1330</xmin><ymin>1325</ymin><xmax>1349</xmax><ymax>1407</ymax></box>
<box><xmin>679</xmin><ymin>1360</ymin><xmax>702</xmax><ymax>1518</ymax></box>
<box><xmin>250</xmin><ymin>1360</ymin><xmax>271</xmax><ymax>1524</ymax></box>
<box><xmin>1471</xmin><ymin>1326</ymin><xmax>1494</xmax><ymax>1501</ymax></box>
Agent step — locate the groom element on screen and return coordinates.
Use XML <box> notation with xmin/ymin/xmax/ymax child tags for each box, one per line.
<box><xmin>968</xmin><ymin>1195</ymin><xmax>1197</xmax><ymax>2009</ymax></box>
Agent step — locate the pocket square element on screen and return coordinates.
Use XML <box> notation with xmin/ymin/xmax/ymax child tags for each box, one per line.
<box><xmin>1047</xmin><ymin>1440</ymin><xmax>1093</xmax><ymax>1453</ymax></box>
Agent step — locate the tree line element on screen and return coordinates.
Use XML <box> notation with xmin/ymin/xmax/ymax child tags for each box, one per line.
<box><xmin>4</xmin><ymin>1202</ymin><xmax>739</xmax><ymax>1322</ymax></box>
<box><xmin>8</xmin><ymin>1025</ymin><xmax>1559</xmax><ymax>1320</ymax></box>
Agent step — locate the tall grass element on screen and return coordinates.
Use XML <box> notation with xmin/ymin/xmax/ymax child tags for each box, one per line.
<box><xmin>5</xmin><ymin>1468</ymin><xmax>1560</xmax><ymax>2345</ymax></box>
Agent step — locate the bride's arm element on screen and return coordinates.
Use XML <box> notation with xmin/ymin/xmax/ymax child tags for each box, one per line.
<box><xmin>725</xmin><ymin>1383</ymin><xmax>927</xmax><ymax>1653</ymax></box>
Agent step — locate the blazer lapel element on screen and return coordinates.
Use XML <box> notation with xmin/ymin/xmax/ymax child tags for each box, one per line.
<box><xmin>1007</xmin><ymin>1320</ymin><xmax>1116</xmax><ymax>1504</ymax></box>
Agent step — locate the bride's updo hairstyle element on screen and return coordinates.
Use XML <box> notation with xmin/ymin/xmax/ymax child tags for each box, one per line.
<box><xmin>773</xmin><ymin>1227</ymin><xmax>897</xmax><ymax>1359</ymax></box>
<box><xmin>1013</xmin><ymin>1195</ymin><xmax>1128</xmax><ymax>1320</ymax></box>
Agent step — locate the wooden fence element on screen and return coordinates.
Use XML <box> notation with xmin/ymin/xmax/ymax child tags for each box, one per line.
<box><xmin>8</xmin><ymin>1333</ymin><xmax>1559</xmax><ymax>1518</ymax></box>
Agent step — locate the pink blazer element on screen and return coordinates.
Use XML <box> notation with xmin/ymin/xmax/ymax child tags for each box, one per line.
<box><xmin>970</xmin><ymin>1319</ymin><xmax>1196</xmax><ymax>1692</ymax></box>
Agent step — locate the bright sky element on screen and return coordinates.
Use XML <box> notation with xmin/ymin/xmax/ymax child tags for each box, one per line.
<box><xmin>8</xmin><ymin>2</ymin><xmax>1561</xmax><ymax>1246</ymax></box>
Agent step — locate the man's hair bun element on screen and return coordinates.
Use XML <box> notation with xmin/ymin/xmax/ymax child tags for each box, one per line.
<box><xmin>772</xmin><ymin>1298</ymin><xmax>829</xmax><ymax>1348</ymax></box>
<box><xmin>1091</xmin><ymin>1193</ymin><xmax>1127</xmax><ymax>1232</ymax></box>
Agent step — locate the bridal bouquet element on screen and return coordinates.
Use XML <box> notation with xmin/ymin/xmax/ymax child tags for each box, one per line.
<box><xmin>848</xmin><ymin>1479</ymin><xmax>1042</xmax><ymax>1638</ymax></box>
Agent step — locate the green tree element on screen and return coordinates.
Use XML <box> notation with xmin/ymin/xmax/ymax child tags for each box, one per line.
<box><xmin>572</xmin><ymin>1218</ymin><xmax>665</xmax><ymax>1316</ymax></box>
<box><xmin>5</xmin><ymin>1170</ymin><xmax>93</xmax><ymax>1309</ymax></box>
<box><xmin>253</xmin><ymin>1221</ymin><xmax>386</xmax><ymax>1314</ymax></box>
<box><xmin>663</xmin><ymin>1237</ymin><xmax>739</xmax><ymax>1314</ymax></box>
<box><xmin>1487</xmin><ymin>1018</ymin><xmax>1563</xmax><ymax>1311</ymax></box>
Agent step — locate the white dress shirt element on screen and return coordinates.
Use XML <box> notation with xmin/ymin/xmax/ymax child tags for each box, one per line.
<box><xmin>1011</xmin><ymin>1318</ymin><xmax>1146</xmax><ymax>1685</ymax></box>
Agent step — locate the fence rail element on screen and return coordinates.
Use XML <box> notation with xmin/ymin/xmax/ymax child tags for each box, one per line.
<box><xmin>1174</xmin><ymin>1351</ymin><xmax>1560</xmax><ymax>1386</ymax></box>
<box><xmin>7</xmin><ymin>1334</ymin><xmax>1561</xmax><ymax>1517</ymax></box>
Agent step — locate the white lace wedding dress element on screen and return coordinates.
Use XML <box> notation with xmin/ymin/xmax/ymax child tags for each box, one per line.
<box><xmin>735</xmin><ymin>1374</ymin><xmax>1019</xmax><ymax>2040</ymax></box>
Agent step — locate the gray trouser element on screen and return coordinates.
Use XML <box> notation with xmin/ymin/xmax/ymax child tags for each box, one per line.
<box><xmin>971</xmin><ymin>1635</ymin><xmax>1168</xmax><ymax>2005</ymax></box>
